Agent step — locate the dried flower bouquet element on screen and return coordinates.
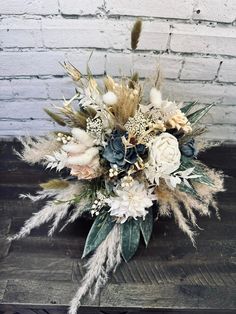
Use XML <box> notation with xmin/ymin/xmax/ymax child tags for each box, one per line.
<box><xmin>11</xmin><ymin>19</ymin><xmax>224</xmax><ymax>314</ymax></box>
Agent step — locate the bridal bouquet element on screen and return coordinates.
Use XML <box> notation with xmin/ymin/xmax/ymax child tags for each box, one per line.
<box><xmin>11</xmin><ymin>20</ymin><xmax>224</xmax><ymax>314</ymax></box>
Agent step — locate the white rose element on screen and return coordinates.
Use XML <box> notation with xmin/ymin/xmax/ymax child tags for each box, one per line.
<box><xmin>145</xmin><ymin>133</ymin><xmax>181</xmax><ymax>184</ymax></box>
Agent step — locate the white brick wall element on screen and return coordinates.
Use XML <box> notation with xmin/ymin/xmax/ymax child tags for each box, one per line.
<box><xmin>0</xmin><ymin>0</ymin><xmax>235</xmax><ymax>140</ymax></box>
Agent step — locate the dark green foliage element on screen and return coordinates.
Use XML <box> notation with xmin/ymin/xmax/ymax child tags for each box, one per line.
<box><xmin>82</xmin><ymin>213</ymin><xmax>115</xmax><ymax>258</ymax></box>
<box><xmin>180</xmin><ymin>101</ymin><xmax>198</xmax><ymax>115</ymax></box>
<box><xmin>180</xmin><ymin>156</ymin><xmax>215</xmax><ymax>187</ymax></box>
<box><xmin>139</xmin><ymin>208</ymin><xmax>153</xmax><ymax>247</ymax></box>
<box><xmin>121</xmin><ymin>219</ymin><xmax>140</xmax><ymax>262</ymax></box>
<box><xmin>187</xmin><ymin>104</ymin><xmax>214</xmax><ymax>124</ymax></box>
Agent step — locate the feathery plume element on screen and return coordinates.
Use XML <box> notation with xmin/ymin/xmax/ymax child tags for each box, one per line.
<box><xmin>69</xmin><ymin>225</ymin><xmax>121</xmax><ymax>314</ymax></box>
<box><xmin>15</xmin><ymin>136</ymin><xmax>61</xmax><ymax>165</ymax></box>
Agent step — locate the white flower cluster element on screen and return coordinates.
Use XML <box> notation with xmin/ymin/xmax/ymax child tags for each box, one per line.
<box><xmin>106</xmin><ymin>180</ymin><xmax>157</xmax><ymax>223</ymax></box>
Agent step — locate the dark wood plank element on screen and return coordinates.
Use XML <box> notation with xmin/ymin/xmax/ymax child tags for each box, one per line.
<box><xmin>0</xmin><ymin>239</ymin><xmax>11</xmax><ymax>261</ymax></box>
<box><xmin>0</xmin><ymin>253</ymin><xmax>73</xmax><ymax>282</ymax></box>
<box><xmin>2</xmin><ymin>279</ymin><xmax>99</xmax><ymax>307</ymax></box>
<box><xmin>0</xmin><ymin>281</ymin><xmax>7</xmax><ymax>303</ymax></box>
<box><xmin>100</xmin><ymin>283</ymin><xmax>236</xmax><ymax>310</ymax></box>
<box><xmin>0</xmin><ymin>218</ymin><xmax>11</xmax><ymax>237</ymax></box>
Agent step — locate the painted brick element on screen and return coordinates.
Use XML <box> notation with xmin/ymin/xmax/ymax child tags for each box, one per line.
<box><xmin>106</xmin><ymin>53</ymin><xmax>182</xmax><ymax>79</ymax></box>
<box><xmin>171</xmin><ymin>24</ymin><xmax>236</xmax><ymax>56</ymax></box>
<box><xmin>223</xmin><ymin>85</ymin><xmax>236</xmax><ymax>105</ymax></box>
<box><xmin>0</xmin><ymin>51</ymin><xmax>105</xmax><ymax>77</ymax></box>
<box><xmin>163</xmin><ymin>81</ymin><xmax>225</xmax><ymax>104</ymax></box>
<box><xmin>0</xmin><ymin>0</ymin><xmax>58</xmax><ymax>15</ymax></box>
<box><xmin>0</xmin><ymin>52</ymin><xmax>66</xmax><ymax>77</ymax></box>
<box><xmin>46</xmin><ymin>77</ymin><xmax>77</xmax><ymax>100</ymax></box>
<box><xmin>106</xmin><ymin>0</ymin><xmax>194</xmax><ymax>19</ymax></box>
<box><xmin>180</xmin><ymin>57</ymin><xmax>220</xmax><ymax>81</ymax></box>
<box><xmin>0</xmin><ymin>100</ymin><xmax>51</xmax><ymax>119</ymax></box>
<box><xmin>218</xmin><ymin>59</ymin><xmax>236</xmax><ymax>82</ymax></box>
<box><xmin>42</xmin><ymin>19</ymin><xmax>169</xmax><ymax>50</ymax></box>
<box><xmin>0</xmin><ymin>18</ymin><xmax>43</xmax><ymax>48</ymax></box>
<box><xmin>0</xmin><ymin>120</ymin><xmax>57</xmax><ymax>137</ymax></box>
<box><xmin>11</xmin><ymin>79</ymin><xmax>48</xmax><ymax>99</ymax></box>
<box><xmin>197</xmin><ymin>105</ymin><xmax>236</xmax><ymax>124</ymax></box>
<box><xmin>203</xmin><ymin>125</ymin><xmax>236</xmax><ymax>141</ymax></box>
<box><xmin>66</xmin><ymin>51</ymin><xmax>106</xmax><ymax>75</ymax></box>
<box><xmin>59</xmin><ymin>0</ymin><xmax>103</xmax><ymax>15</ymax></box>
<box><xmin>193</xmin><ymin>0</ymin><xmax>236</xmax><ymax>23</ymax></box>
<box><xmin>0</xmin><ymin>80</ymin><xmax>13</xmax><ymax>100</ymax></box>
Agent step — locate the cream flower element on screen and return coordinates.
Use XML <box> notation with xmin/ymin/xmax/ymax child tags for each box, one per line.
<box><xmin>148</xmin><ymin>88</ymin><xmax>192</xmax><ymax>133</ymax></box>
<box><xmin>165</xmin><ymin>109</ymin><xmax>192</xmax><ymax>133</ymax></box>
<box><xmin>145</xmin><ymin>133</ymin><xmax>181</xmax><ymax>185</ymax></box>
<box><xmin>106</xmin><ymin>180</ymin><xmax>156</xmax><ymax>223</ymax></box>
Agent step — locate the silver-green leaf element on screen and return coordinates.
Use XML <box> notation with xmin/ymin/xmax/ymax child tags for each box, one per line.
<box><xmin>82</xmin><ymin>213</ymin><xmax>115</xmax><ymax>258</ymax></box>
<box><xmin>121</xmin><ymin>219</ymin><xmax>140</xmax><ymax>262</ymax></box>
<box><xmin>139</xmin><ymin>208</ymin><xmax>153</xmax><ymax>247</ymax></box>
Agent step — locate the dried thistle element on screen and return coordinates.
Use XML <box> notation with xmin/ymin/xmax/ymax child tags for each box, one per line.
<box><xmin>62</xmin><ymin>62</ymin><xmax>81</xmax><ymax>82</ymax></box>
<box><xmin>131</xmin><ymin>18</ymin><xmax>142</xmax><ymax>50</ymax></box>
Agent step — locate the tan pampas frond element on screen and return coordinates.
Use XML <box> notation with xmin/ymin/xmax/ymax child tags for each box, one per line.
<box><xmin>9</xmin><ymin>183</ymin><xmax>85</xmax><ymax>240</ymax></box>
<box><xmin>108</xmin><ymin>81</ymin><xmax>141</xmax><ymax>125</ymax></box>
<box><xmin>69</xmin><ymin>225</ymin><xmax>121</xmax><ymax>314</ymax></box>
<box><xmin>131</xmin><ymin>18</ymin><xmax>142</xmax><ymax>50</ymax></box>
<box><xmin>156</xmin><ymin>169</ymin><xmax>224</xmax><ymax>245</ymax></box>
<box><xmin>15</xmin><ymin>135</ymin><xmax>61</xmax><ymax>165</ymax></box>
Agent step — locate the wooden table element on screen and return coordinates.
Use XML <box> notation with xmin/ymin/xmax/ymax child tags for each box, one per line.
<box><xmin>0</xmin><ymin>141</ymin><xmax>235</xmax><ymax>314</ymax></box>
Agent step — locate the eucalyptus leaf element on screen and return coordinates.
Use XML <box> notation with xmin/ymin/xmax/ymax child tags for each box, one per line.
<box><xmin>180</xmin><ymin>156</ymin><xmax>214</xmax><ymax>188</ymax></box>
<box><xmin>187</xmin><ymin>104</ymin><xmax>214</xmax><ymax>124</ymax></box>
<box><xmin>82</xmin><ymin>213</ymin><xmax>115</xmax><ymax>258</ymax></box>
<box><xmin>139</xmin><ymin>208</ymin><xmax>153</xmax><ymax>247</ymax></box>
<box><xmin>179</xmin><ymin>182</ymin><xmax>199</xmax><ymax>198</ymax></box>
<box><xmin>121</xmin><ymin>219</ymin><xmax>140</xmax><ymax>262</ymax></box>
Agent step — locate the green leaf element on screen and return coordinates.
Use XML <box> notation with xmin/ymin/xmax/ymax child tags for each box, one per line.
<box><xmin>179</xmin><ymin>182</ymin><xmax>199</xmax><ymax>198</ymax></box>
<box><xmin>187</xmin><ymin>104</ymin><xmax>214</xmax><ymax>124</ymax></box>
<box><xmin>181</xmin><ymin>101</ymin><xmax>198</xmax><ymax>114</ymax></box>
<box><xmin>44</xmin><ymin>109</ymin><xmax>66</xmax><ymax>126</ymax></box>
<box><xmin>139</xmin><ymin>208</ymin><xmax>153</xmax><ymax>247</ymax></box>
<box><xmin>82</xmin><ymin>213</ymin><xmax>115</xmax><ymax>258</ymax></box>
<box><xmin>180</xmin><ymin>156</ymin><xmax>215</xmax><ymax>188</ymax></box>
<box><xmin>121</xmin><ymin>219</ymin><xmax>140</xmax><ymax>262</ymax></box>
